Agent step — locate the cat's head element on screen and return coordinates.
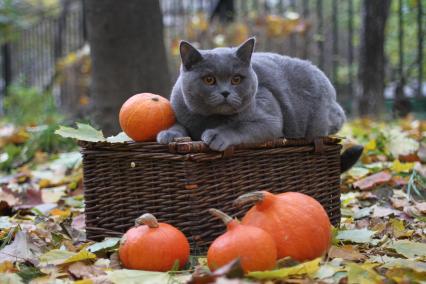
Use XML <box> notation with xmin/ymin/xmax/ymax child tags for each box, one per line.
<box><xmin>178</xmin><ymin>38</ymin><xmax>258</xmax><ymax>116</ymax></box>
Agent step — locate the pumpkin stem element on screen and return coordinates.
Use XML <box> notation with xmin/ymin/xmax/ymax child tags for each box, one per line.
<box><xmin>135</xmin><ymin>213</ymin><xmax>159</xmax><ymax>228</ymax></box>
<box><xmin>233</xmin><ymin>191</ymin><xmax>265</xmax><ymax>207</ymax></box>
<box><xmin>208</xmin><ymin>208</ymin><xmax>233</xmax><ymax>225</ymax></box>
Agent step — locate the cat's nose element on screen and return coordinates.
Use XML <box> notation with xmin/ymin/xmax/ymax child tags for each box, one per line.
<box><xmin>221</xmin><ymin>91</ymin><xmax>230</xmax><ymax>98</ymax></box>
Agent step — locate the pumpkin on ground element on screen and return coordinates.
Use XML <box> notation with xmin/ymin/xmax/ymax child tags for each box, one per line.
<box><xmin>234</xmin><ymin>191</ymin><xmax>332</xmax><ymax>261</ymax></box>
<box><xmin>207</xmin><ymin>208</ymin><xmax>277</xmax><ymax>273</ymax></box>
<box><xmin>118</xmin><ymin>213</ymin><xmax>189</xmax><ymax>271</ymax></box>
<box><xmin>119</xmin><ymin>93</ymin><xmax>175</xmax><ymax>142</ymax></box>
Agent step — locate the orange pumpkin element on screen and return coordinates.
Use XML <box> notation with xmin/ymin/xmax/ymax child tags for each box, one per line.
<box><xmin>207</xmin><ymin>209</ymin><xmax>277</xmax><ymax>273</ymax></box>
<box><xmin>119</xmin><ymin>213</ymin><xmax>189</xmax><ymax>271</ymax></box>
<box><xmin>234</xmin><ymin>191</ymin><xmax>332</xmax><ymax>261</ymax></box>
<box><xmin>119</xmin><ymin>93</ymin><xmax>175</xmax><ymax>142</ymax></box>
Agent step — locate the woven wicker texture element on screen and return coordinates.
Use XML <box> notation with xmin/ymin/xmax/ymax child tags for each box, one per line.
<box><xmin>80</xmin><ymin>137</ymin><xmax>342</xmax><ymax>254</ymax></box>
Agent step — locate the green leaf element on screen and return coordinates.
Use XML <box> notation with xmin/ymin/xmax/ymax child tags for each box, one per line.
<box><xmin>107</xmin><ymin>269</ymin><xmax>191</xmax><ymax>284</ymax></box>
<box><xmin>248</xmin><ymin>258</ymin><xmax>320</xmax><ymax>280</ymax></box>
<box><xmin>336</xmin><ymin>228</ymin><xmax>376</xmax><ymax>244</ymax></box>
<box><xmin>55</xmin><ymin>123</ymin><xmax>106</xmax><ymax>142</ymax></box>
<box><xmin>106</xmin><ymin>132</ymin><xmax>132</xmax><ymax>143</ymax></box>
<box><xmin>388</xmin><ymin>240</ymin><xmax>426</xmax><ymax>258</ymax></box>
<box><xmin>87</xmin><ymin>238</ymin><xmax>121</xmax><ymax>253</ymax></box>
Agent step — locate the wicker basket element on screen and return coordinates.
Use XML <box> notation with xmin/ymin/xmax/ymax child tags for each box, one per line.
<box><xmin>80</xmin><ymin>137</ymin><xmax>342</xmax><ymax>254</ymax></box>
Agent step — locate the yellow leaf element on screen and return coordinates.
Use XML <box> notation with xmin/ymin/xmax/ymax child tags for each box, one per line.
<box><xmin>0</xmin><ymin>261</ymin><xmax>16</xmax><ymax>273</ymax></box>
<box><xmin>390</xmin><ymin>159</ymin><xmax>414</xmax><ymax>173</ymax></box>
<box><xmin>390</xmin><ymin>219</ymin><xmax>413</xmax><ymax>238</ymax></box>
<box><xmin>74</xmin><ymin>279</ymin><xmax>94</xmax><ymax>284</ymax></box>
<box><xmin>63</xmin><ymin>250</ymin><xmax>96</xmax><ymax>264</ymax></box>
<box><xmin>364</xmin><ymin>139</ymin><xmax>377</xmax><ymax>152</ymax></box>
<box><xmin>38</xmin><ymin>179</ymin><xmax>50</xmax><ymax>188</ymax></box>
<box><xmin>39</xmin><ymin>249</ymin><xmax>96</xmax><ymax>266</ymax></box>
<box><xmin>248</xmin><ymin>258</ymin><xmax>320</xmax><ymax>279</ymax></box>
<box><xmin>49</xmin><ymin>208</ymin><xmax>71</xmax><ymax>218</ymax></box>
<box><xmin>346</xmin><ymin>262</ymin><xmax>383</xmax><ymax>284</ymax></box>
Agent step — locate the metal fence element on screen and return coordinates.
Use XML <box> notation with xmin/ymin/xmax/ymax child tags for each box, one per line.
<box><xmin>1</xmin><ymin>0</ymin><xmax>85</xmax><ymax>93</ymax></box>
<box><xmin>0</xmin><ymin>0</ymin><xmax>424</xmax><ymax>115</ymax></box>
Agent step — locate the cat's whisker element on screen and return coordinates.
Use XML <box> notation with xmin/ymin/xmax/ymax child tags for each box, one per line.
<box><xmin>206</xmin><ymin>95</ymin><xmax>224</xmax><ymax>106</ymax></box>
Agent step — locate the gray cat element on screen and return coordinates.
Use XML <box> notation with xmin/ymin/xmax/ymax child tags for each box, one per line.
<box><xmin>157</xmin><ymin>37</ymin><xmax>346</xmax><ymax>152</ymax></box>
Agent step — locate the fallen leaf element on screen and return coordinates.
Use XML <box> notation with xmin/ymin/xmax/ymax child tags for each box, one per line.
<box><xmin>354</xmin><ymin>206</ymin><xmax>373</xmax><ymax>219</ymax></box>
<box><xmin>390</xmin><ymin>160</ymin><xmax>415</xmax><ymax>173</ymax></box>
<box><xmin>71</xmin><ymin>214</ymin><xmax>86</xmax><ymax>231</ymax></box>
<box><xmin>389</xmin><ymin>219</ymin><xmax>413</xmax><ymax>238</ymax></box>
<box><xmin>107</xmin><ymin>269</ymin><xmax>191</xmax><ymax>284</ymax></box>
<box><xmin>0</xmin><ymin>231</ymin><xmax>40</xmax><ymax>265</ymax></box>
<box><xmin>391</xmin><ymin>176</ymin><xmax>409</xmax><ymax>186</ymax></box>
<box><xmin>352</xmin><ymin>172</ymin><xmax>392</xmax><ymax>190</ymax></box>
<box><xmin>248</xmin><ymin>258</ymin><xmax>320</xmax><ymax>279</ymax></box>
<box><xmin>346</xmin><ymin>262</ymin><xmax>383</xmax><ymax>284</ymax></box>
<box><xmin>41</xmin><ymin>186</ymin><xmax>66</xmax><ymax>203</ymax></box>
<box><xmin>386</xmin><ymin>267</ymin><xmax>426</xmax><ymax>283</ymax></box>
<box><xmin>68</xmin><ymin>262</ymin><xmax>106</xmax><ymax>279</ymax></box>
<box><xmin>414</xmin><ymin>202</ymin><xmax>426</xmax><ymax>214</ymax></box>
<box><xmin>314</xmin><ymin>263</ymin><xmax>344</xmax><ymax>280</ymax></box>
<box><xmin>328</xmin><ymin>246</ymin><xmax>366</xmax><ymax>261</ymax></box>
<box><xmin>15</xmin><ymin>189</ymin><xmax>43</xmax><ymax>209</ymax></box>
<box><xmin>188</xmin><ymin>259</ymin><xmax>244</xmax><ymax>284</ymax></box>
<box><xmin>49</xmin><ymin>208</ymin><xmax>71</xmax><ymax>218</ymax></box>
<box><xmin>0</xmin><ymin>273</ymin><xmax>24</xmax><ymax>284</ymax></box>
<box><xmin>55</xmin><ymin>123</ymin><xmax>106</xmax><ymax>142</ymax></box>
<box><xmin>364</xmin><ymin>139</ymin><xmax>377</xmax><ymax>152</ymax></box>
<box><xmin>385</xmin><ymin>128</ymin><xmax>419</xmax><ymax>158</ymax></box>
<box><xmin>336</xmin><ymin>228</ymin><xmax>376</xmax><ymax>244</ymax></box>
<box><xmin>348</xmin><ymin>167</ymin><xmax>370</xmax><ymax>180</ymax></box>
<box><xmin>388</xmin><ymin>240</ymin><xmax>426</xmax><ymax>258</ymax></box>
<box><xmin>63</xmin><ymin>250</ymin><xmax>96</xmax><ymax>265</ymax></box>
<box><xmin>0</xmin><ymin>261</ymin><xmax>16</xmax><ymax>273</ymax></box>
<box><xmin>372</xmin><ymin>206</ymin><xmax>397</xmax><ymax>218</ymax></box>
<box><xmin>0</xmin><ymin>189</ymin><xmax>18</xmax><ymax>206</ymax></box>
<box><xmin>87</xmin><ymin>238</ymin><xmax>121</xmax><ymax>253</ymax></box>
<box><xmin>106</xmin><ymin>132</ymin><xmax>132</xmax><ymax>143</ymax></box>
<box><xmin>390</xmin><ymin>197</ymin><xmax>409</xmax><ymax>210</ymax></box>
<box><xmin>39</xmin><ymin>250</ymin><xmax>75</xmax><ymax>266</ymax></box>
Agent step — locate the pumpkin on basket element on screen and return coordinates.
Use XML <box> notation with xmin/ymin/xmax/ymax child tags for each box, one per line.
<box><xmin>207</xmin><ymin>208</ymin><xmax>277</xmax><ymax>273</ymax></box>
<box><xmin>119</xmin><ymin>93</ymin><xmax>175</xmax><ymax>142</ymax></box>
<box><xmin>234</xmin><ymin>191</ymin><xmax>332</xmax><ymax>261</ymax></box>
<box><xmin>118</xmin><ymin>213</ymin><xmax>190</xmax><ymax>271</ymax></box>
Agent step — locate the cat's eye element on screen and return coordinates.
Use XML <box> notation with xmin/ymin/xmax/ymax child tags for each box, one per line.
<box><xmin>203</xmin><ymin>75</ymin><xmax>216</xmax><ymax>85</ymax></box>
<box><xmin>231</xmin><ymin>75</ymin><xmax>242</xmax><ymax>85</ymax></box>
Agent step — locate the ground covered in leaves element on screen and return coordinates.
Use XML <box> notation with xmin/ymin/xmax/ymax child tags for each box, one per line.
<box><xmin>0</xmin><ymin>117</ymin><xmax>425</xmax><ymax>283</ymax></box>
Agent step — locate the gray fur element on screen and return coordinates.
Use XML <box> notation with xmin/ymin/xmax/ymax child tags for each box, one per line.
<box><xmin>157</xmin><ymin>38</ymin><xmax>346</xmax><ymax>151</ymax></box>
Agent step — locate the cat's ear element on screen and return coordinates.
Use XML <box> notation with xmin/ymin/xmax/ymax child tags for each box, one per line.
<box><xmin>236</xmin><ymin>37</ymin><xmax>256</xmax><ymax>64</ymax></box>
<box><xmin>180</xmin><ymin>41</ymin><xmax>203</xmax><ymax>70</ymax></box>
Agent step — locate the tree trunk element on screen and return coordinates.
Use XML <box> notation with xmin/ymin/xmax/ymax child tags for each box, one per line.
<box><xmin>85</xmin><ymin>0</ymin><xmax>171</xmax><ymax>135</ymax></box>
<box><xmin>356</xmin><ymin>0</ymin><xmax>391</xmax><ymax>117</ymax></box>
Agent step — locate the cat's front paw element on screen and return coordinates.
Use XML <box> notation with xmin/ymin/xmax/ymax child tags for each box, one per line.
<box><xmin>201</xmin><ymin>129</ymin><xmax>233</xmax><ymax>151</ymax></box>
<box><xmin>156</xmin><ymin>130</ymin><xmax>183</xmax><ymax>144</ymax></box>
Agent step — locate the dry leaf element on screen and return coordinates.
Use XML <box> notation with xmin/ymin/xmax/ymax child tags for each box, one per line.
<box><xmin>353</xmin><ymin>172</ymin><xmax>392</xmax><ymax>190</ymax></box>
<box><xmin>68</xmin><ymin>262</ymin><xmax>106</xmax><ymax>279</ymax></box>
<box><xmin>328</xmin><ymin>246</ymin><xmax>366</xmax><ymax>261</ymax></box>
